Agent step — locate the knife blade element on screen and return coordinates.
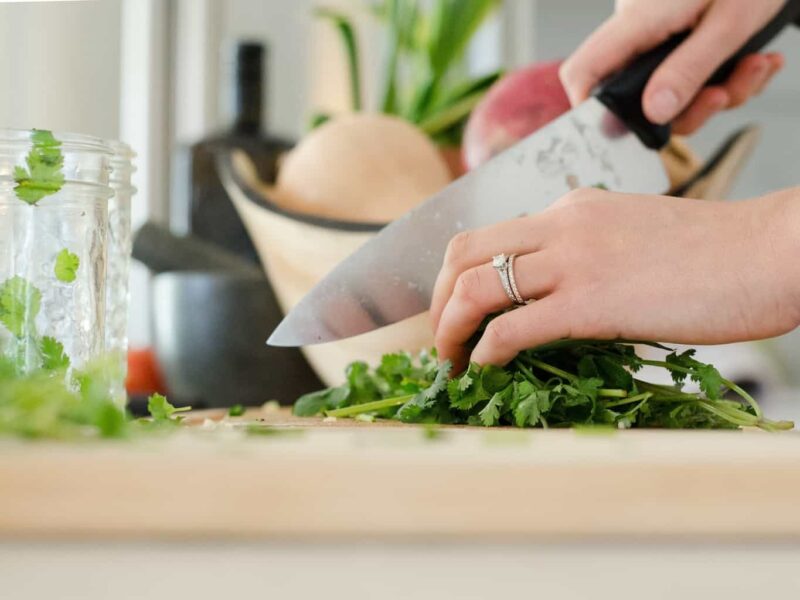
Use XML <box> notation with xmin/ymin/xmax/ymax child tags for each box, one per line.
<box><xmin>269</xmin><ymin>98</ymin><xmax>666</xmax><ymax>347</ymax></box>
<box><xmin>269</xmin><ymin>0</ymin><xmax>800</xmax><ymax>347</ymax></box>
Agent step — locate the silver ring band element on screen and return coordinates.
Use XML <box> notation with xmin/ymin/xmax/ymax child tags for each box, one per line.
<box><xmin>492</xmin><ymin>253</ymin><xmax>526</xmax><ymax>306</ymax></box>
<box><xmin>507</xmin><ymin>254</ymin><xmax>526</xmax><ymax>305</ymax></box>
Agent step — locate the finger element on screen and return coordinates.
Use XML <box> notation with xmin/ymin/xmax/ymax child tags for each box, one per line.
<box><xmin>642</xmin><ymin>2</ymin><xmax>778</xmax><ymax>124</ymax></box>
<box><xmin>434</xmin><ymin>253</ymin><xmax>559</xmax><ymax>371</ymax></box>
<box><xmin>672</xmin><ymin>53</ymin><xmax>781</xmax><ymax>134</ymax></box>
<box><xmin>672</xmin><ymin>87</ymin><xmax>729</xmax><ymax>135</ymax></box>
<box><xmin>721</xmin><ymin>54</ymin><xmax>771</xmax><ymax>108</ymax></box>
<box><xmin>429</xmin><ymin>218</ymin><xmax>548</xmax><ymax>332</ymax></box>
<box><xmin>560</xmin><ymin>12</ymin><xmax>671</xmax><ymax>106</ymax></box>
<box><xmin>470</xmin><ymin>295</ymin><xmax>573</xmax><ymax>367</ymax></box>
<box><xmin>754</xmin><ymin>53</ymin><xmax>785</xmax><ymax>95</ymax></box>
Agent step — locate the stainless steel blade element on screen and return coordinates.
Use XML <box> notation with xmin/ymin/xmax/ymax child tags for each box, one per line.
<box><xmin>269</xmin><ymin>98</ymin><xmax>670</xmax><ymax>346</ymax></box>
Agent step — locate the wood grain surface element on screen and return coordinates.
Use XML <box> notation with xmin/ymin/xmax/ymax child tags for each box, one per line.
<box><xmin>2</xmin><ymin>408</ymin><xmax>800</xmax><ymax>540</ymax></box>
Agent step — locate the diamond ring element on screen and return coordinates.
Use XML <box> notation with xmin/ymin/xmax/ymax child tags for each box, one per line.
<box><xmin>492</xmin><ymin>253</ymin><xmax>526</xmax><ymax>306</ymax></box>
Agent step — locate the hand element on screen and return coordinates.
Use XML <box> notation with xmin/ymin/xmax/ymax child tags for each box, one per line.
<box><xmin>560</xmin><ymin>0</ymin><xmax>786</xmax><ymax>134</ymax></box>
<box><xmin>430</xmin><ymin>188</ymin><xmax>800</xmax><ymax>372</ymax></box>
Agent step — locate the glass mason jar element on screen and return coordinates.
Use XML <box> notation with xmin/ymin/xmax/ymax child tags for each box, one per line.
<box><xmin>0</xmin><ymin>129</ymin><xmax>113</xmax><ymax>377</ymax></box>
<box><xmin>106</xmin><ymin>141</ymin><xmax>136</xmax><ymax>404</ymax></box>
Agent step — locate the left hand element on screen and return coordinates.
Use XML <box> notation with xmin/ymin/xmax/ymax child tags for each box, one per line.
<box><xmin>430</xmin><ymin>187</ymin><xmax>800</xmax><ymax>373</ymax></box>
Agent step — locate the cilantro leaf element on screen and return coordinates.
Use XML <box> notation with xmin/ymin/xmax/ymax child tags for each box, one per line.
<box><xmin>54</xmin><ymin>249</ymin><xmax>80</xmax><ymax>283</ymax></box>
<box><xmin>228</xmin><ymin>404</ymin><xmax>246</xmax><ymax>417</ymax></box>
<box><xmin>0</xmin><ymin>276</ymin><xmax>42</xmax><ymax>338</ymax></box>
<box><xmin>397</xmin><ymin>360</ymin><xmax>451</xmax><ymax>422</ymax></box>
<box><xmin>147</xmin><ymin>393</ymin><xmax>190</xmax><ymax>422</ymax></box>
<box><xmin>293</xmin><ymin>385</ymin><xmax>349</xmax><ymax>416</ymax></box>
<box><xmin>13</xmin><ymin>129</ymin><xmax>65</xmax><ymax>205</ymax></box>
<box><xmin>40</xmin><ymin>336</ymin><xmax>70</xmax><ymax>370</ymax></box>
<box><xmin>478</xmin><ymin>391</ymin><xmax>505</xmax><ymax>427</ymax></box>
<box><xmin>666</xmin><ymin>349</ymin><xmax>724</xmax><ymax>399</ymax></box>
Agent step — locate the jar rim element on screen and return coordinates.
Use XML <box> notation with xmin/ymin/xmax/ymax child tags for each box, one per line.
<box><xmin>107</xmin><ymin>139</ymin><xmax>136</xmax><ymax>160</ymax></box>
<box><xmin>0</xmin><ymin>128</ymin><xmax>115</xmax><ymax>156</ymax></box>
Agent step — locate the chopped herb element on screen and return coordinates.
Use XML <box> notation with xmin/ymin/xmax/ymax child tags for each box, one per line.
<box><xmin>13</xmin><ymin>129</ymin><xmax>65</xmax><ymax>205</ymax></box>
<box><xmin>147</xmin><ymin>393</ymin><xmax>190</xmax><ymax>422</ymax></box>
<box><xmin>0</xmin><ymin>276</ymin><xmax>41</xmax><ymax>338</ymax></box>
<box><xmin>39</xmin><ymin>336</ymin><xmax>70</xmax><ymax>370</ymax></box>
<box><xmin>228</xmin><ymin>404</ymin><xmax>246</xmax><ymax>417</ymax></box>
<box><xmin>54</xmin><ymin>249</ymin><xmax>80</xmax><ymax>283</ymax></box>
<box><xmin>292</xmin><ymin>340</ymin><xmax>793</xmax><ymax>432</ymax></box>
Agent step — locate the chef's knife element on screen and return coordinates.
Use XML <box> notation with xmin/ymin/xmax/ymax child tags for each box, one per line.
<box><xmin>269</xmin><ymin>0</ymin><xmax>800</xmax><ymax>347</ymax></box>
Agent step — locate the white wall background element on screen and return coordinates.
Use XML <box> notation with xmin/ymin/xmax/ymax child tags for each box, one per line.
<box><xmin>0</xmin><ymin>0</ymin><xmax>122</xmax><ymax>138</ymax></box>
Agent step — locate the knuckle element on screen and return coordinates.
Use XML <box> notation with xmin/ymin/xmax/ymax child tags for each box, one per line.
<box><xmin>668</xmin><ymin>66</ymin><xmax>704</xmax><ymax>101</ymax></box>
<box><xmin>483</xmin><ymin>318</ymin><xmax>514</xmax><ymax>350</ymax></box>
<box><xmin>453</xmin><ymin>268</ymin><xmax>483</xmax><ymax>308</ymax></box>
<box><xmin>444</xmin><ymin>231</ymin><xmax>472</xmax><ymax>267</ymax></box>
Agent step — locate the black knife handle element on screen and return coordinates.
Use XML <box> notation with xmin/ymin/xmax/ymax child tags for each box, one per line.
<box><xmin>596</xmin><ymin>0</ymin><xmax>800</xmax><ymax>150</ymax></box>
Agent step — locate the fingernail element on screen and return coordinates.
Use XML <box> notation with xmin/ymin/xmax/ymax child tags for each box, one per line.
<box><xmin>648</xmin><ymin>88</ymin><xmax>680</xmax><ymax>124</ymax></box>
<box><xmin>753</xmin><ymin>62</ymin><xmax>770</xmax><ymax>84</ymax></box>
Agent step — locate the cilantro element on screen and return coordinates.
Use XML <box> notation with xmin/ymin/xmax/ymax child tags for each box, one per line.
<box><xmin>292</xmin><ymin>339</ymin><xmax>792</xmax><ymax>432</ymax></box>
<box><xmin>39</xmin><ymin>336</ymin><xmax>70</xmax><ymax>370</ymax></box>
<box><xmin>294</xmin><ymin>385</ymin><xmax>349</xmax><ymax>417</ymax></box>
<box><xmin>228</xmin><ymin>404</ymin><xmax>246</xmax><ymax>417</ymax></box>
<box><xmin>0</xmin><ymin>276</ymin><xmax>41</xmax><ymax>338</ymax></box>
<box><xmin>54</xmin><ymin>249</ymin><xmax>80</xmax><ymax>283</ymax></box>
<box><xmin>478</xmin><ymin>391</ymin><xmax>505</xmax><ymax>427</ymax></box>
<box><xmin>13</xmin><ymin>129</ymin><xmax>65</xmax><ymax>205</ymax></box>
<box><xmin>147</xmin><ymin>393</ymin><xmax>190</xmax><ymax>422</ymax></box>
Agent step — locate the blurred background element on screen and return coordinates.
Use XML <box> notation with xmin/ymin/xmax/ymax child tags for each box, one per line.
<box><xmin>3</xmin><ymin>0</ymin><xmax>799</xmax><ymax>417</ymax></box>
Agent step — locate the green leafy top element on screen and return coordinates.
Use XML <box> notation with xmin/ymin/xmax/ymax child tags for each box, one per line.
<box><xmin>313</xmin><ymin>0</ymin><xmax>503</xmax><ymax>144</ymax></box>
<box><xmin>13</xmin><ymin>129</ymin><xmax>65</xmax><ymax>205</ymax></box>
<box><xmin>293</xmin><ymin>340</ymin><xmax>793</xmax><ymax>432</ymax></box>
<box><xmin>54</xmin><ymin>249</ymin><xmax>80</xmax><ymax>283</ymax></box>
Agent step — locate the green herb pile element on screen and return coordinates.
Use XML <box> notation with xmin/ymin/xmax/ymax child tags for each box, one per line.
<box><xmin>0</xmin><ymin>360</ymin><xmax>190</xmax><ymax>440</ymax></box>
<box><xmin>294</xmin><ymin>341</ymin><xmax>793</xmax><ymax>431</ymax></box>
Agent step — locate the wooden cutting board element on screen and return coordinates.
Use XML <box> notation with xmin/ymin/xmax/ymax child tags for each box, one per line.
<box><xmin>2</xmin><ymin>408</ymin><xmax>800</xmax><ymax>540</ymax></box>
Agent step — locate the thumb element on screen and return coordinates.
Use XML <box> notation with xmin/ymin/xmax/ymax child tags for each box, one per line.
<box><xmin>642</xmin><ymin>2</ymin><xmax>771</xmax><ymax>124</ymax></box>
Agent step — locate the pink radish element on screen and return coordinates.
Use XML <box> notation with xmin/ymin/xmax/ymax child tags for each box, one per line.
<box><xmin>462</xmin><ymin>60</ymin><xmax>571</xmax><ymax>170</ymax></box>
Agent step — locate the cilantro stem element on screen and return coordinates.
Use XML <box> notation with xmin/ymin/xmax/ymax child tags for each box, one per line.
<box><xmin>641</xmin><ymin>359</ymin><xmax>762</xmax><ymax>417</ymax></box>
<box><xmin>634</xmin><ymin>380</ymin><xmax>701</xmax><ymax>401</ymax></box>
<box><xmin>604</xmin><ymin>392</ymin><xmax>652</xmax><ymax>408</ymax></box>
<box><xmin>325</xmin><ymin>394</ymin><xmax>414</xmax><ymax>418</ymax></box>
<box><xmin>513</xmin><ymin>359</ymin><xmax>542</xmax><ymax>385</ymax></box>
<box><xmin>597</xmin><ymin>388</ymin><xmax>628</xmax><ymax>398</ymax></box>
<box><xmin>697</xmin><ymin>401</ymin><xmax>759</xmax><ymax>427</ymax></box>
<box><xmin>526</xmin><ymin>358</ymin><xmax>577</xmax><ymax>382</ymax></box>
<box><xmin>720</xmin><ymin>378</ymin><xmax>762</xmax><ymax>418</ymax></box>
<box><xmin>525</xmin><ymin>358</ymin><xmax>625</xmax><ymax>398</ymax></box>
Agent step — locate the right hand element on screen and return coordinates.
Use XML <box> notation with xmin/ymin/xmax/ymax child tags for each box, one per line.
<box><xmin>559</xmin><ymin>0</ymin><xmax>787</xmax><ymax>135</ymax></box>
